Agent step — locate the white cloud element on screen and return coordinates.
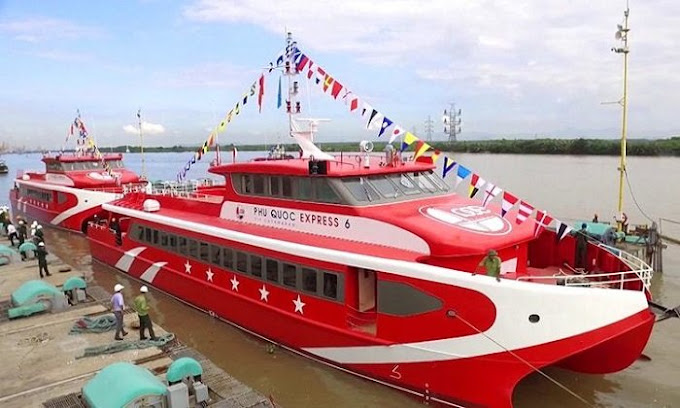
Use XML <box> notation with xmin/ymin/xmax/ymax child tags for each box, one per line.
<box><xmin>0</xmin><ymin>17</ymin><xmax>101</xmax><ymax>42</ymax></box>
<box><xmin>123</xmin><ymin>122</ymin><xmax>166</xmax><ymax>135</ymax></box>
<box><xmin>184</xmin><ymin>0</ymin><xmax>680</xmax><ymax>135</ymax></box>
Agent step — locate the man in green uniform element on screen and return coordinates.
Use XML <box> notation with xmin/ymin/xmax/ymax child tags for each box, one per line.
<box><xmin>575</xmin><ymin>223</ymin><xmax>589</xmax><ymax>271</ymax></box>
<box><xmin>473</xmin><ymin>249</ymin><xmax>502</xmax><ymax>282</ymax></box>
<box><xmin>134</xmin><ymin>286</ymin><xmax>157</xmax><ymax>341</ymax></box>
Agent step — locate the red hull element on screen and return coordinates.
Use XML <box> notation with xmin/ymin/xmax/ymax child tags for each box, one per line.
<box><xmin>89</xmin><ymin>224</ymin><xmax>654</xmax><ymax>407</ymax></box>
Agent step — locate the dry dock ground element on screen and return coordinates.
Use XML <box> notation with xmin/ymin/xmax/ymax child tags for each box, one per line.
<box><xmin>0</xmin><ymin>253</ymin><xmax>274</xmax><ymax>408</ymax></box>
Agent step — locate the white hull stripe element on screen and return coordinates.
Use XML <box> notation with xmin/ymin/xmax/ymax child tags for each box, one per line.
<box><xmin>16</xmin><ymin>179</ymin><xmax>119</xmax><ymax>226</ymax></box>
<box><xmin>115</xmin><ymin>246</ymin><xmax>147</xmax><ymax>272</ymax></box>
<box><xmin>221</xmin><ymin>201</ymin><xmax>431</xmax><ymax>254</ymax></box>
<box><xmin>140</xmin><ymin>261</ymin><xmax>167</xmax><ymax>283</ymax></box>
<box><xmin>104</xmin><ymin>203</ymin><xmax>649</xmax><ymax>364</ymax></box>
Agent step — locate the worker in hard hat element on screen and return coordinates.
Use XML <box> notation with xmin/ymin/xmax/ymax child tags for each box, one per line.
<box><xmin>36</xmin><ymin>241</ymin><xmax>51</xmax><ymax>278</ymax></box>
<box><xmin>111</xmin><ymin>284</ymin><xmax>128</xmax><ymax>340</ymax></box>
<box><xmin>473</xmin><ymin>249</ymin><xmax>502</xmax><ymax>282</ymax></box>
<box><xmin>134</xmin><ymin>286</ymin><xmax>157</xmax><ymax>341</ymax></box>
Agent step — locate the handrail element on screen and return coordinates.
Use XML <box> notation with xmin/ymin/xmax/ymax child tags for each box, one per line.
<box><xmin>517</xmin><ymin>243</ymin><xmax>653</xmax><ymax>292</ymax></box>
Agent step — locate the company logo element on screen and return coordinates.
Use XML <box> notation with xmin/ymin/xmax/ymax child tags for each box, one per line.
<box><xmin>235</xmin><ymin>205</ymin><xmax>245</xmax><ymax>220</ymax></box>
<box><xmin>420</xmin><ymin>205</ymin><xmax>511</xmax><ymax>235</ymax></box>
<box><xmin>87</xmin><ymin>172</ymin><xmax>119</xmax><ymax>181</ymax></box>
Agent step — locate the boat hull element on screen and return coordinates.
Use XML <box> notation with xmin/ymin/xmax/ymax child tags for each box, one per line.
<box><xmin>88</xmin><ymin>225</ymin><xmax>654</xmax><ymax>408</ymax></box>
<box><xmin>9</xmin><ymin>182</ymin><xmax>119</xmax><ymax>233</ymax></box>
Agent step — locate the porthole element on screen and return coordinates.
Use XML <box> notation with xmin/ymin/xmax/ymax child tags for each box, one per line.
<box><xmin>446</xmin><ymin>310</ymin><xmax>456</xmax><ymax>318</ymax></box>
<box><xmin>528</xmin><ymin>314</ymin><xmax>540</xmax><ymax>323</ymax></box>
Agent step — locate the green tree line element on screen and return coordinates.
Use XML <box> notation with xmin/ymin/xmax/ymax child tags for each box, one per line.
<box><xmin>105</xmin><ymin>137</ymin><xmax>680</xmax><ymax>156</ymax></box>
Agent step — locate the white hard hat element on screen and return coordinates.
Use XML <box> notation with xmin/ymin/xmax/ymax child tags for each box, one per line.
<box><xmin>38</xmin><ymin>242</ymin><xmax>45</xmax><ymax>246</ymax></box>
<box><xmin>114</xmin><ymin>284</ymin><xmax>124</xmax><ymax>292</ymax></box>
<box><xmin>140</xmin><ymin>285</ymin><xmax>148</xmax><ymax>293</ymax></box>
<box><xmin>37</xmin><ymin>225</ymin><xmax>42</xmax><ymax>229</ymax></box>
<box><xmin>31</xmin><ymin>221</ymin><xmax>37</xmax><ymax>227</ymax></box>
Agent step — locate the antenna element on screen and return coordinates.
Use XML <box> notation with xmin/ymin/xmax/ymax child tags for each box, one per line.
<box><xmin>606</xmin><ymin>4</ymin><xmax>631</xmax><ymax>232</ymax></box>
<box><xmin>137</xmin><ymin>108</ymin><xmax>146</xmax><ymax>180</ymax></box>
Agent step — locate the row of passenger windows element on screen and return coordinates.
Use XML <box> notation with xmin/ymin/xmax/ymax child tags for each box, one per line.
<box><xmin>232</xmin><ymin>170</ymin><xmax>450</xmax><ymax>205</ymax></box>
<box><xmin>45</xmin><ymin>160</ymin><xmax>125</xmax><ymax>172</ymax></box>
<box><xmin>234</xmin><ymin>174</ymin><xmax>342</xmax><ymax>204</ymax></box>
<box><xmin>20</xmin><ymin>187</ymin><xmax>52</xmax><ymax>202</ymax></box>
<box><xmin>130</xmin><ymin>224</ymin><xmax>344</xmax><ymax>302</ymax></box>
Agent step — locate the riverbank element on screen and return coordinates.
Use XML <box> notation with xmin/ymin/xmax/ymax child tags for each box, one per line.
<box><xmin>76</xmin><ymin>137</ymin><xmax>680</xmax><ymax>156</ymax></box>
<box><xmin>6</xmin><ymin>137</ymin><xmax>680</xmax><ymax>156</ymax></box>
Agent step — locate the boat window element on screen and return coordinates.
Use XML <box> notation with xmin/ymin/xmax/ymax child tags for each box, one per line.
<box><xmin>132</xmin><ymin>224</ymin><xmax>144</xmax><ymax>241</ymax></box>
<box><xmin>160</xmin><ymin>232</ymin><xmax>168</xmax><ymax>247</ymax></box>
<box><xmin>178</xmin><ymin>237</ymin><xmax>188</xmax><ymax>255</ymax></box>
<box><xmin>210</xmin><ymin>245</ymin><xmax>222</xmax><ymax>266</ymax></box>
<box><xmin>314</xmin><ymin>179</ymin><xmax>342</xmax><ymax>203</ymax></box>
<box><xmin>297</xmin><ymin>178</ymin><xmax>313</xmax><ymax>200</ymax></box>
<box><xmin>281</xmin><ymin>177</ymin><xmax>293</xmax><ymax>197</ymax></box>
<box><xmin>62</xmin><ymin>163</ymin><xmax>74</xmax><ymax>171</ymax></box>
<box><xmin>243</xmin><ymin>175</ymin><xmax>254</xmax><ymax>194</ymax></box>
<box><xmin>108</xmin><ymin>160</ymin><xmax>124</xmax><ymax>169</ymax></box>
<box><xmin>188</xmin><ymin>239</ymin><xmax>199</xmax><ymax>259</ymax></box>
<box><xmin>377</xmin><ymin>281</ymin><xmax>443</xmax><ymax>316</ymax></box>
<box><xmin>302</xmin><ymin>268</ymin><xmax>317</xmax><ymax>293</ymax></box>
<box><xmin>409</xmin><ymin>172</ymin><xmax>436</xmax><ymax>193</ymax></box>
<box><xmin>425</xmin><ymin>170</ymin><xmax>449</xmax><ymax>191</ymax></box>
<box><xmin>236</xmin><ymin>251</ymin><xmax>248</xmax><ymax>273</ymax></box>
<box><xmin>389</xmin><ymin>174</ymin><xmax>421</xmax><ymax>195</ymax></box>
<box><xmin>266</xmin><ymin>259</ymin><xmax>279</xmax><ymax>282</ymax></box>
<box><xmin>199</xmin><ymin>242</ymin><xmax>210</xmax><ymax>262</ymax></box>
<box><xmin>270</xmin><ymin>176</ymin><xmax>281</xmax><ymax>196</ymax></box>
<box><xmin>250</xmin><ymin>255</ymin><xmax>263</xmax><ymax>278</ymax></box>
<box><xmin>152</xmin><ymin>230</ymin><xmax>159</xmax><ymax>245</ymax></box>
<box><xmin>222</xmin><ymin>247</ymin><xmax>233</xmax><ymax>269</ymax></box>
<box><xmin>323</xmin><ymin>272</ymin><xmax>338</xmax><ymax>299</ymax></box>
<box><xmin>169</xmin><ymin>234</ymin><xmax>177</xmax><ymax>251</ymax></box>
<box><xmin>369</xmin><ymin>176</ymin><xmax>402</xmax><ymax>198</ymax></box>
<box><xmin>144</xmin><ymin>227</ymin><xmax>152</xmax><ymax>243</ymax></box>
<box><xmin>253</xmin><ymin>175</ymin><xmax>266</xmax><ymax>195</ymax></box>
<box><xmin>343</xmin><ymin>177</ymin><xmax>380</xmax><ymax>202</ymax></box>
<box><xmin>282</xmin><ymin>263</ymin><xmax>297</xmax><ymax>288</ymax></box>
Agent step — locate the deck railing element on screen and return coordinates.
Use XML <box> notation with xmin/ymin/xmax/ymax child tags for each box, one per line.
<box><xmin>122</xmin><ymin>180</ymin><xmax>224</xmax><ymax>203</ymax></box>
<box><xmin>517</xmin><ymin>243</ymin><xmax>653</xmax><ymax>292</ymax></box>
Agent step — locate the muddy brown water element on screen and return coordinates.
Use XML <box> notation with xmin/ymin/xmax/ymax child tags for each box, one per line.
<box><xmin>4</xmin><ymin>152</ymin><xmax>680</xmax><ymax>407</ymax></box>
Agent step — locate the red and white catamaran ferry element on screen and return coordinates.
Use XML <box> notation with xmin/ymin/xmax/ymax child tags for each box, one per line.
<box><xmin>89</xmin><ymin>143</ymin><xmax>654</xmax><ymax>407</ymax></box>
<box><xmin>89</xmin><ymin>37</ymin><xmax>655</xmax><ymax>406</ymax></box>
<box><xmin>10</xmin><ymin>151</ymin><xmax>143</xmax><ymax>233</ymax></box>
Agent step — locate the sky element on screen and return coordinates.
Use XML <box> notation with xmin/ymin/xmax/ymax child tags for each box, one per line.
<box><xmin>1</xmin><ymin>0</ymin><xmax>680</xmax><ymax>150</ymax></box>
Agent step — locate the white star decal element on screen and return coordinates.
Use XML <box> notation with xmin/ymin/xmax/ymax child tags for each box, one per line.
<box><xmin>293</xmin><ymin>295</ymin><xmax>306</xmax><ymax>314</ymax></box>
<box><xmin>259</xmin><ymin>285</ymin><xmax>269</xmax><ymax>302</ymax></box>
<box><xmin>230</xmin><ymin>275</ymin><xmax>240</xmax><ymax>291</ymax></box>
<box><xmin>206</xmin><ymin>268</ymin><xmax>214</xmax><ymax>282</ymax></box>
<box><xmin>184</xmin><ymin>260</ymin><xmax>192</xmax><ymax>274</ymax></box>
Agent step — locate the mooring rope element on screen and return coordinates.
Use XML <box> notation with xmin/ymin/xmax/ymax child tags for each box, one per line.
<box><xmin>69</xmin><ymin>315</ymin><xmax>117</xmax><ymax>334</ymax></box>
<box><xmin>452</xmin><ymin>312</ymin><xmax>595</xmax><ymax>408</ymax></box>
<box><xmin>77</xmin><ymin>333</ymin><xmax>175</xmax><ymax>359</ymax></box>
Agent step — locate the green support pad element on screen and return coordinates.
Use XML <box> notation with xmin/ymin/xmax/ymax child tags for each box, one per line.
<box><xmin>166</xmin><ymin>357</ymin><xmax>203</xmax><ymax>383</ymax></box>
<box><xmin>83</xmin><ymin>362</ymin><xmax>166</xmax><ymax>408</ymax></box>
<box><xmin>62</xmin><ymin>276</ymin><xmax>87</xmax><ymax>291</ymax></box>
<box><xmin>11</xmin><ymin>280</ymin><xmax>61</xmax><ymax>307</ymax></box>
<box><xmin>8</xmin><ymin>302</ymin><xmax>47</xmax><ymax>319</ymax></box>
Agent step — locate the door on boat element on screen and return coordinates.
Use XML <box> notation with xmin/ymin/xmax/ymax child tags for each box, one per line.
<box><xmin>348</xmin><ymin>268</ymin><xmax>377</xmax><ymax>335</ymax></box>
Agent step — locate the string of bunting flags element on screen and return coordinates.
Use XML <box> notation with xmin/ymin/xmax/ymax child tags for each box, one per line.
<box><xmin>176</xmin><ymin>48</ymin><xmax>287</xmax><ymax>182</ymax></box>
<box><xmin>289</xmin><ymin>46</ymin><xmax>574</xmax><ymax>240</ymax></box>
<box><xmin>68</xmin><ymin>113</ymin><xmax>116</xmax><ymax>178</ymax></box>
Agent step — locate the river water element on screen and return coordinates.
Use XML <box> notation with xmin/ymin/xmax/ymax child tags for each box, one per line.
<box><xmin>1</xmin><ymin>151</ymin><xmax>678</xmax><ymax>408</ymax></box>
